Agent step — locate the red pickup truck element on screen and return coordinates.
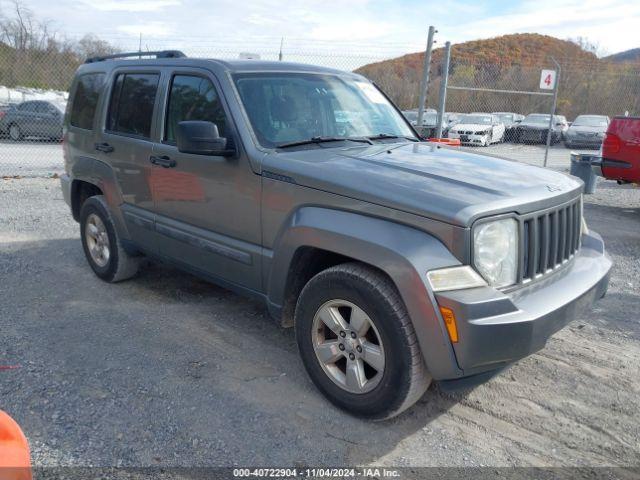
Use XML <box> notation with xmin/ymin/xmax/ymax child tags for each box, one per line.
<box><xmin>596</xmin><ymin>116</ymin><xmax>640</xmax><ymax>184</ymax></box>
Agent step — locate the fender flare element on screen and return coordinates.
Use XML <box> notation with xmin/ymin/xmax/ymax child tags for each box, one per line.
<box><xmin>69</xmin><ymin>157</ymin><xmax>130</xmax><ymax>241</ymax></box>
<box><xmin>267</xmin><ymin>206</ymin><xmax>464</xmax><ymax>379</ymax></box>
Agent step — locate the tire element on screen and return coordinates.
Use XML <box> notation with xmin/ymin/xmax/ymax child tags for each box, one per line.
<box><xmin>485</xmin><ymin>132</ymin><xmax>492</xmax><ymax>146</ymax></box>
<box><xmin>80</xmin><ymin>195</ymin><xmax>140</xmax><ymax>283</ymax></box>
<box><xmin>295</xmin><ymin>262</ymin><xmax>431</xmax><ymax>420</ymax></box>
<box><xmin>564</xmin><ymin>141</ymin><xmax>572</xmax><ymax>149</ymax></box>
<box><xmin>8</xmin><ymin>124</ymin><xmax>21</xmax><ymax>141</ymax></box>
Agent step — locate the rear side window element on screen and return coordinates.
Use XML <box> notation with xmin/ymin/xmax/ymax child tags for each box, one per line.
<box><xmin>18</xmin><ymin>102</ymin><xmax>36</xmax><ymax>112</ymax></box>
<box><xmin>164</xmin><ymin>75</ymin><xmax>227</xmax><ymax>143</ymax></box>
<box><xmin>107</xmin><ymin>73</ymin><xmax>159</xmax><ymax>138</ymax></box>
<box><xmin>70</xmin><ymin>73</ymin><xmax>105</xmax><ymax>130</ymax></box>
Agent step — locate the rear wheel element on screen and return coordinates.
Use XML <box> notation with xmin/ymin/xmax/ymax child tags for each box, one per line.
<box><xmin>80</xmin><ymin>195</ymin><xmax>140</xmax><ymax>282</ymax></box>
<box><xmin>8</xmin><ymin>124</ymin><xmax>21</xmax><ymax>141</ymax></box>
<box><xmin>295</xmin><ymin>263</ymin><xmax>431</xmax><ymax>420</ymax></box>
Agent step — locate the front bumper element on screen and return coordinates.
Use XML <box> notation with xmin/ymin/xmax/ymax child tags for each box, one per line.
<box><xmin>434</xmin><ymin>230</ymin><xmax>611</xmax><ymax>378</ymax></box>
<box><xmin>566</xmin><ymin>138</ymin><xmax>603</xmax><ymax>148</ymax></box>
<box><xmin>448</xmin><ymin>131</ymin><xmax>489</xmax><ymax>145</ymax></box>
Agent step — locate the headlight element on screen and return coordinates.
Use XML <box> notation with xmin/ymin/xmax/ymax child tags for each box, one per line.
<box><xmin>473</xmin><ymin>218</ymin><xmax>518</xmax><ymax>288</ymax></box>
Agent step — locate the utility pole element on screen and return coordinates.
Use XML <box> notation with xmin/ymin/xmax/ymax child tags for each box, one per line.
<box><xmin>416</xmin><ymin>26</ymin><xmax>436</xmax><ymax>132</ymax></box>
<box><xmin>435</xmin><ymin>41</ymin><xmax>451</xmax><ymax>139</ymax></box>
<box><xmin>138</xmin><ymin>33</ymin><xmax>142</xmax><ymax>59</ymax></box>
<box><xmin>543</xmin><ymin>57</ymin><xmax>561</xmax><ymax>167</ymax></box>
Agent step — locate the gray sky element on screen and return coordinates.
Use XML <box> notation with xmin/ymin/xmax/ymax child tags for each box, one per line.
<box><xmin>6</xmin><ymin>0</ymin><xmax>639</xmax><ymax>65</ymax></box>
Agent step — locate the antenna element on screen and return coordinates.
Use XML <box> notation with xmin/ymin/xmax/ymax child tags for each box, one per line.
<box><xmin>278</xmin><ymin>37</ymin><xmax>284</xmax><ymax>61</ymax></box>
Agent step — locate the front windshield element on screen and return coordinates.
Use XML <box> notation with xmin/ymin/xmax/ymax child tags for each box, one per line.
<box><xmin>460</xmin><ymin>114</ymin><xmax>492</xmax><ymax>125</ymax></box>
<box><xmin>525</xmin><ymin>115</ymin><xmax>550</xmax><ymax>124</ymax></box>
<box><xmin>496</xmin><ymin>114</ymin><xmax>513</xmax><ymax>123</ymax></box>
<box><xmin>233</xmin><ymin>72</ymin><xmax>416</xmax><ymax>148</ymax></box>
<box><xmin>572</xmin><ymin>115</ymin><xmax>608</xmax><ymax>127</ymax></box>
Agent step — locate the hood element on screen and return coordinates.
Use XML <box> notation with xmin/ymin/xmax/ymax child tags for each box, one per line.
<box><xmin>519</xmin><ymin>121</ymin><xmax>551</xmax><ymax>130</ymax></box>
<box><xmin>453</xmin><ymin>123</ymin><xmax>491</xmax><ymax>132</ymax></box>
<box><xmin>262</xmin><ymin>142</ymin><xmax>582</xmax><ymax>226</ymax></box>
<box><xmin>567</xmin><ymin>124</ymin><xmax>606</xmax><ymax>134</ymax></box>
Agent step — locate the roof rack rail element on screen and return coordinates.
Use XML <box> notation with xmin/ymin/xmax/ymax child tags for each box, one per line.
<box><xmin>85</xmin><ymin>50</ymin><xmax>187</xmax><ymax>64</ymax></box>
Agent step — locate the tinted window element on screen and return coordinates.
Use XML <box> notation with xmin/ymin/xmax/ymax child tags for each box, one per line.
<box><xmin>70</xmin><ymin>73</ymin><xmax>105</xmax><ymax>130</ymax></box>
<box><xmin>18</xmin><ymin>102</ymin><xmax>36</xmax><ymax>112</ymax></box>
<box><xmin>165</xmin><ymin>75</ymin><xmax>227</xmax><ymax>143</ymax></box>
<box><xmin>108</xmin><ymin>73</ymin><xmax>159</xmax><ymax>138</ymax></box>
<box><xmin>35</xmin><ymin>102</ymin><xmax>56</xmax><ymax>114</ymax></box>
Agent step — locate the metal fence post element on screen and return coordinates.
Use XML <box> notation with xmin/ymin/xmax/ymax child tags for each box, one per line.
<box><xmin>544</xmin><ymin>57</ymin><xmax>561</xmax><ymax>167</ymax></box>
<box><xmin>416</xmin><ymin>26</ymin><xmax>436</xmax><ymax>130</ymax></box>
<box><xmin>435</xmin><ymin>41</ymin><xmax>451</xmax><ymax>139</ymax></box>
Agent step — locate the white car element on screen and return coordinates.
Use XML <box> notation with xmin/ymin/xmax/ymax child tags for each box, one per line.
<box><xmin>447</xmin><ymin>113</ymin><xmax>505</xmax><ymax>146</ymax></box>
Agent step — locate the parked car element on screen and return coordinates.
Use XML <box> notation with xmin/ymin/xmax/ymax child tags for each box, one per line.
<box><xmin>447</xmin><ymin>113</ymin><xmax>505</xmax><ymax>146</ymax></box>
<box><xmin>514</xmin><ymin>114</ymin><xmax>568</xmax><ymax>144</ymax></box>
<box><xmin>444</xmin><ymin>112</ymin><xmax>461</xmax><ymax>128</ymax></box>
<box><xmin>594</xmin><ymin>116</ymin><xmax>640</xmax><ymax>184</ymax></box>
<box><xmin>401</xmin><ymin>109</ymin><xmax>447</xmax><ymax>138</ymax></box>
<box><xmin>492</xmin><ymin>112</ymin><xmax>524</xmax><ymax>141</ymax></box>
<box><xmin>1</xmin><ymin>100</ymin><xmax>66</xmax><ymax>141</ymax></box>
<box><xmin>60</xmin><ymin>51</ymin><xmax>610</xmax><ymax>420</ymax></box>
<box><xmin>564</xmin><ymin>115</ymin><xmax>610</xmax><ymax>149</ymax></box>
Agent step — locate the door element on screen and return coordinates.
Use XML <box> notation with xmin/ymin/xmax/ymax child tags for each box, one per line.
<box><xmin>15</xmin><ymin>102</ymin><xmax>38</xmax><ymax>136</ymax></box>
<box><xmin>95</xmin><ymin>69</ymin><xmax>162</xmax><ymax>252</ymax></box>
<box><xmin>37</xmin><ymin>102</ymin><xmax>62</xmax><ymax>137</ymax></box>
<box><xmin>151</xmin><ymin>70</ymin><xmax>262</xmax><ymax>292</ymax></box>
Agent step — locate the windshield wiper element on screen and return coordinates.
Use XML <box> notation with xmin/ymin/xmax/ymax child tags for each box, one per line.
<box><xmin>276</xmin><ymin>136</ymin><xmax>373</xmax><ymax>148</ymax></box>
<box><xmin>367</xmin><ymin>133</ymin><xmax>419</xmax><ymax>142</ymax></box>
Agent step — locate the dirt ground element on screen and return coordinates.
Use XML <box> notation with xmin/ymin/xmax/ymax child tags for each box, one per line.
<box><xmin>0</xmin><ymin>176</ymin><xmax>639</xmax><ymax>470</ymax></box>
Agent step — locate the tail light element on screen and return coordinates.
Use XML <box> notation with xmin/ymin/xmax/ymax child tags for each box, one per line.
<box><xmin>602</xmin><ymin>133</ymin><xmax>621</xmax><ymax>154</ymax></box>
<box><xmin>0</xmin><ymin>111</ymin><xmax>5</xmax><ymax>119</ymax></box>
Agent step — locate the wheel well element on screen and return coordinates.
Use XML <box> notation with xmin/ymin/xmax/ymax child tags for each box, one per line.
<box><xmin>71</xmin><ymin>180</ymin><xmax>103</xmax><ymax>221</ymax></box>
<box><xmin>280</xmin><ymin>247</ymin><xmax>397</xmax><ymax>328</ymax></box>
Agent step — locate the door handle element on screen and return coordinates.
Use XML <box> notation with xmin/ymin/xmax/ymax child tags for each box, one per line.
<box><xmin>150</xmin><ymin>155</ymin><xmax>176</xmax><ymax>168</ymax></box>
<box><xmin>95</xmin><ymin>142</ymin><xmax>114</xmax><ymax>153</ymax></box>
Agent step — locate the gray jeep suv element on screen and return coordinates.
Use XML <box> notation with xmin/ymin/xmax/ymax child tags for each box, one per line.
<box><xmin>60</xmin><ymin>51</ymin><xmax>611</xmax><ymax>419</ymax></box>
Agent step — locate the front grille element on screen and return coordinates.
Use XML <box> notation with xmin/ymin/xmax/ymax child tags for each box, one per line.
<box><xmin>518</xmin><ymin>197</ymin><xmax>582</xmax><ymax>283</ymax></box>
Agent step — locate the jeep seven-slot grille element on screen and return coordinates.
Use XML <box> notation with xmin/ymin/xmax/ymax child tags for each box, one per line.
<box><xmin>519</xmin><ymin>197</ymin><xmax>582</xmax><ymax>283</ymax></box>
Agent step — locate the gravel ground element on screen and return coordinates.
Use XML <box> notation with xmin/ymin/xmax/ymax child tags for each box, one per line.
<box><xmin>1</xmin><ymin>173</ymin><xmax>639</xmax><ymax>469</ymax></box>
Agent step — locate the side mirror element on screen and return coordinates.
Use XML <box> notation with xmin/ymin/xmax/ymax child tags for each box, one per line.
<box><xmin>176</xmin><ymin>121</ymin><xmax>234</xmax><ymax>156</ymax></box>
<box><xmin>556</xmin><ymin>122</ymin><xmax>563</xmax><ymax>126</ymax></box>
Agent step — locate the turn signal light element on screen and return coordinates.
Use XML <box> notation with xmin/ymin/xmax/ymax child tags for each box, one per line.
<box><xmin>439</xmin><ymin>306</ymin><xmax>459</xmax><ymax>343</ymax></box>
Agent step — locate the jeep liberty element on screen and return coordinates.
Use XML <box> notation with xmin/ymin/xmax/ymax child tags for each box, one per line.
<box><xmin>60</xmin><ymin>51</ymin><xmax>611</xmax><ymax>419</ymax></box>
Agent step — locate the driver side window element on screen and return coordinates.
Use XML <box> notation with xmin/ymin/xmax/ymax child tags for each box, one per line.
<box><xmin>165</xmin><ymin>74</ymin><xmax>227</xmax><ymax>144</ymax></box>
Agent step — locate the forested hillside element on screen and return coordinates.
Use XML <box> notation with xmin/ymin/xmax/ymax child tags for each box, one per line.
<box><xmin>356</xmin><ymin>34</ymin><xmax>640</xmax><ymax>118</ymax></box>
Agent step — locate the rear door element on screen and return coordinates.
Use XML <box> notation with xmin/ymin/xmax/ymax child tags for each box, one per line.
<box><xmin>95</xmin><ymin>68</ymin><xmax>162</xmax><ymax>252</ymax></box>
<box><xmin>15</xmin><ymin>102</ymin><xmax>38</xmax><ymax>136</ymax></box>
<box><xmin>150</xmin><ymin>68</ymin><xmax>262</xmax><ymax>291</ymax></box>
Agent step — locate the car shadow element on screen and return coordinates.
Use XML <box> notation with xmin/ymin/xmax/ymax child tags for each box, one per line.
<box><xmin>2</xmin><ymin>238</ymin><xmax>467</xmax><ymax>467</ymax></box>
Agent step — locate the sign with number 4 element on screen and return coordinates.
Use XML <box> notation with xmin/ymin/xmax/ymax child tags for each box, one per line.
<box><xmin>540</xmin><ymin>69</ymin><xmax>557</xmax><ymax>90</ymax></box>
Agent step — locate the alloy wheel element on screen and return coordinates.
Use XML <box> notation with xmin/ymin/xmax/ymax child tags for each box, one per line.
<box><xmin>85</xmin><ymin>213</ymin><xmax>110</xmax><ymax>267</ymax></box>
<box><xmin>311</xmin><ymin>299</ymin><xmax>385</xmax><ymax>394</ymax></box>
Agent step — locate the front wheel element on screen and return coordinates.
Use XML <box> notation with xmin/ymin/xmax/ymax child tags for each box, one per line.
<box><xmin>295</xmin><ymin>263</ymin><xmax>431</xmax><ymax>420</ymax></box>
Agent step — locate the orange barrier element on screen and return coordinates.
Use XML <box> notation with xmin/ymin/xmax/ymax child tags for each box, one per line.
<box><xmin>0</xmin><ymin>411</ymin><xmax>32</xmax><ymax>480</ymax></box>
<box><xmin>428</xmin><ymin>138</ymin><xmax>461</xmax><ymax>146</ymax></box>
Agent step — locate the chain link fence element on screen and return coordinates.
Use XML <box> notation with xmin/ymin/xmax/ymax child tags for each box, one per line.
<box><xmin>1</xmin><ymin>36</ymin><xmax>638</xmax><ymax>177</ymax></box>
